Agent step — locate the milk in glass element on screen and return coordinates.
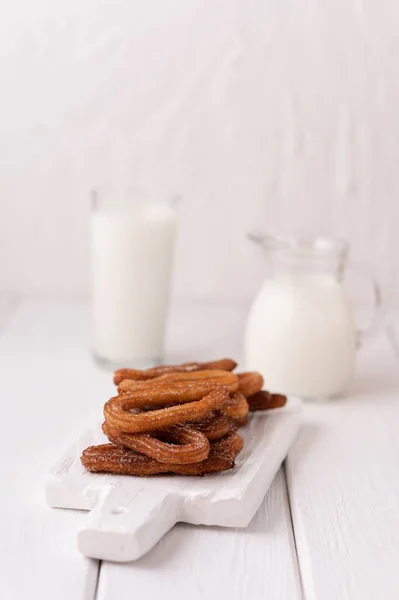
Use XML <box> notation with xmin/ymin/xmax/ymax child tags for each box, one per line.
<box><xmin>91</xmin><ymin>195</ymin><xmax>177</xmax><ymax>368</ymax></box>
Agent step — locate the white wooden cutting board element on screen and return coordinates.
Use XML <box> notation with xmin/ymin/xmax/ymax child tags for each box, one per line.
<box><xmin>46</xmin><ymin>397</ymin><xmax>302</xmax><ymax>562</ymax></box>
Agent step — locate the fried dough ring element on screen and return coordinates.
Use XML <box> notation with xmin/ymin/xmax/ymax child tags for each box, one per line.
<box><xmin>247</xmin><ymin>391</ymin><xmax>287</xmax><ymax>411</ymax></box>
<box><xmin>81</xmin><ymin>432</ymin><xmax>243</xmax><ymax>476</ymax></box>
<box><xmin>114</xmin><ymin>358</ymin><xmax>237</xmax><ymax>385</ymax></box>
<box><xmin>118</xmin><ymin>370</ymin><xmax>238</xmax><ymax>396</ymax></box>
<box><xmin>221</xmin><ymin>391</ymin><xmax>249</xmax><ymax>424</ymax></box>
<box><xmin>115</xmin><ymin>380</ymin><xmax>230</xmax><ymax>408</ymax></box>
<box><xmin>102</xmin><ymin>421</ymin><xmax>211</xmax><ymax>464</ymax></box>
<box><xmin>104</xmin><ymin>385</ymin><xmax>228</xmax><ymax>433</ymax></box>
<box><xmin>189</xmin><ymin>410</ymin><xmax>234</xmax><ymax>441</ymax></box>
<box><xmin>233</xmin><ymin>415</ymin><xmax>249</xmax><ymax>427</ymax></box>
<box><xmin>237</xmin><ymin>372</ymin><xmax>264</xmax><ymax>397</ymax></box>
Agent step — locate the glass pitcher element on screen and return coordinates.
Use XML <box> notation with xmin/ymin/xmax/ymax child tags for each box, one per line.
<box><xmin>244</xmin><ymin>233</ymin><xmax>382</xmax><ymax>400</ymax></box>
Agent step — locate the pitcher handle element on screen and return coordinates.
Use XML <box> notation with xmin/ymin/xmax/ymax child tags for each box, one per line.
<box><xmin>348</xmin><ymin>264</ymin><xmax>383</xmax><ymax>348</ymax></box>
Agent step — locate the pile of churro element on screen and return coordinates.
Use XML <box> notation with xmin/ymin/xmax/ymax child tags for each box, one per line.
<box><xmin>81</xmin><ymin>358</ymin><xmax>286</xmax><ymax>476</ymax></box>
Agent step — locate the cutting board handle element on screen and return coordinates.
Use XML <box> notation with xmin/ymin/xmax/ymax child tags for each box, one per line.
<box><xmin>78</xmin><ymin>485</ymin><xmax>179</xmax><ymax>561</ymax></box>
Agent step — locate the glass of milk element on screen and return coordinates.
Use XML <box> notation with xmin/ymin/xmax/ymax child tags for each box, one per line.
<box><xmin>244</xmin><ymin>233</ymin><xmax>382</xmax><ymax>400</ymax></box>
<box><xmin>90</xmin><ymin>187</ymin><xmax>178</xmax><ymax>369</ymax></box>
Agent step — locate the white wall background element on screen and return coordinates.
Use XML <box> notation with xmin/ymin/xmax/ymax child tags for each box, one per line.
<box><xmin>0</xmin><ymin>0</ymin><xmax>398</xmax><ymax>306</ymax></box>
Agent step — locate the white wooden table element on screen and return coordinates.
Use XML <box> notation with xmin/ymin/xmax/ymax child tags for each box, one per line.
<box><xmin>1</xmin><ymin>295</ymin><xmax>399</xmax><ymax>600</ymax></box>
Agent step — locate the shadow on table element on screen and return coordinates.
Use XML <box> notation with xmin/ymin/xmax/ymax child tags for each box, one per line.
<box><xmin>285</xmin><ymin>421</ymin><xmax>321</xmax><ymax>466</ymax></box>
<box><xmin>349</xmin><ymin>371</ymin><xmax>399</xmax><ymax>398</ymax></box>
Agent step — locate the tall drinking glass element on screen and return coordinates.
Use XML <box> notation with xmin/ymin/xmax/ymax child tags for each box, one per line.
<box><xmin>91</xmin><ymin>187</ymin><xmax>178</xmax><ymax>369</ymax></box>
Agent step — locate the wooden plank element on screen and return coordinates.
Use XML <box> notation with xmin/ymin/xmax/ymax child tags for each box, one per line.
<box><xmin>96</xmin><ymin>469</ymin><xmax>302</xmax><ymax>600</ymax></box>
<box><xmin>0</xmin><ymin>300</ymin><xmax>112</xmax><ymax>600</ymax></box>
<box><xmin>286</xmin><ymin>332</ymin><xmax>399</xmax><ymax>600</ymax></box>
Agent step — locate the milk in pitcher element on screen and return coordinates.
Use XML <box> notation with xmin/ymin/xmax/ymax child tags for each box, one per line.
<box><xmin>245</xmin><ymin>234</ymin><xmax>381</xmax><ymax>400</ymax></box>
